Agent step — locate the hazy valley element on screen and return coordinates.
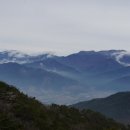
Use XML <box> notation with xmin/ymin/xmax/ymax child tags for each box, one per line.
<box><xmin>0</xmin><ymin>50</ymin><xmax>130</xmax><ymax>104</ymax></box>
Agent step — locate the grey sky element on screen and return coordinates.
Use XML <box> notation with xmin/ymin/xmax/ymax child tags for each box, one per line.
<box><xmin>0</xmin><ymin>0</ymin><xmax>130</xmax><ymax>55</ymax></box>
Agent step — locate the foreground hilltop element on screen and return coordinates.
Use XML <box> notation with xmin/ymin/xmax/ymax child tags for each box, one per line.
<box><xmin>0</xmin><ymin>81</ymin><xmax>129</xmax><ymax>130</ymax></box>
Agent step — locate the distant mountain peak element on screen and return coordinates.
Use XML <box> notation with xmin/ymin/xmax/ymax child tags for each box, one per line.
<box><xmin>0</xmin><ymin>50</ymin><xmax>55</xmax><ymax>64</ymax></box>
<box><xmin>78</xmin><ymin>50</ymin><xmax>96</xmax><ymax>54</ymax></box>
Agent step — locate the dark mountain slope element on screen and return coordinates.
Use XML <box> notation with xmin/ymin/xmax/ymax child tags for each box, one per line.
<box><xmin>0</xmin><ymin>63</ymin><xmax>79</xmax><ymax>90</ymax></box>
<box><xmin>73</xmin><ymin>92</ymin><xmax>130</xmax><ymax>124</ymax></box>
<box><xmin>88</xmin><ymin>66</ymin><xmax>130</xmax><ymax>90</ymax></box>
<box><xmin>0</xmin><ymin>82</ymin><xmax>129</xmax><ymax>130</ymax></box>
<box><xmin>58</xmin><ymin>51</ymin><xmax>123</xmax><ymax>74</ymax></box>
<box><xmin>104</xmin><ymin>75</ymin><xmax>130</xmax><ymax>91</ymax></box>
<box><xmin>24</xmin><ymin>58</ymin><xmax>79</xmax><ymax>77</ymax></box>
<box><xmin>94</xmin><ymin>66</ymin><xmax>130</xmax><ymax>80</ymax></box>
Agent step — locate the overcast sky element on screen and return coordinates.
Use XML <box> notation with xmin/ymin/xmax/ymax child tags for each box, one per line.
<box><xmin>0</xmin><ymin>0</ymin><xmax>130</xmax><ymax>55</ymax></box>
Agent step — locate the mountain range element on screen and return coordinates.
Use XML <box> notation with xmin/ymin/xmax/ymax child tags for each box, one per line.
<box><xmin>0</xmin><ymin>50</ymin><xmax>130</xmax><ymax>104</ymax></box>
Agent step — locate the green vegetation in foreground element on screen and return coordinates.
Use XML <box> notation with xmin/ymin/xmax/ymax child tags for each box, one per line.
<box><xmin>0</xmin><ymin>81</ymin><xmax>130</xmax><ymax>130</ymax></box>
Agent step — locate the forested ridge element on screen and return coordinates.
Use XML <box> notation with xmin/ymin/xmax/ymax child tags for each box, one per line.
<box><xmin>0</xmin><ymin>81</ymin><xmax>129</xmax><ymax>130</ymax></box>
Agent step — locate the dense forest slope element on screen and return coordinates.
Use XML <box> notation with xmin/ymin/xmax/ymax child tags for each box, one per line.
<box><xmin>0</xmin><ymin>81</ymin><xmax>129</xmax><ymax>130</ymax></box>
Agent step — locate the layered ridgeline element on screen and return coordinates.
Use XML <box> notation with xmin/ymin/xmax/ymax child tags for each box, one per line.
<box><xmin>0</xmin><ymin>50</ymin><xmax>130</xmax><ymax>104</ymax></box>
<box><xmin>0</xmin><ymin>82</ymin><xmax>129</xmax><ymax>130</ymax></box>
<box><xmin>72</xmin><ymin>92</ymin><xmax>130</xmax><ymax>125</ymax></box>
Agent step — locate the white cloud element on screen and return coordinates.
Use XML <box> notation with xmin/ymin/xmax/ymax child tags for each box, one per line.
<box><xmin>115</xmin><ymin>51</ymin><xmax>130</xmax><ymax>66</ymax></box>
